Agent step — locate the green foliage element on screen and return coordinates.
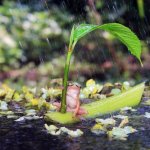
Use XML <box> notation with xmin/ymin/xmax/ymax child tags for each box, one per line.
<box><xmin>0</xmin><ymin>1</ymin><xmax>74</xmax><ymax>70</ymax></box>
<box><xmin>0</xmin><ymin>26</ymin><xmax>22</xmax><ymax>70</ymax></box>
<box><xmin>70</xmin><ymin>23</ymin><xmax>142</xmax><ymax>65</ymax></box>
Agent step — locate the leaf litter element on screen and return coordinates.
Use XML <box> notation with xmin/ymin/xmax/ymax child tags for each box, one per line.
<box><xmin>0</xmin><ymin>79</ymin><xmax>148</xmax><ymax>140</ymax></box>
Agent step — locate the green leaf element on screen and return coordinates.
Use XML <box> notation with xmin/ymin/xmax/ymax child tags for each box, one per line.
<box><xmin>69</xmin><ymin>25</ymin><xmax>75</xmax><ymax>50</ymax></box>
<box><xmin>70</xmin><ymin>23</ymin><xmax>142</xmax><ymax>65</ymax></box>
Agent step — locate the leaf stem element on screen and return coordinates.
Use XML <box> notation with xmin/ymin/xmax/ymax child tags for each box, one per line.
<box><xmin>137</xmin><ymin>0</ymin><xmax>144</xmax><ymax>18</ymax></box>
<box><xmin>60</xmin><ymin>50</ymin><xmax>72</xmax><ymax>113</ymax></box>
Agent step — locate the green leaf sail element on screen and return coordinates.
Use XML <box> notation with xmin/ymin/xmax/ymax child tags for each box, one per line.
<box><xmin>72</xmin><ymin>23</ymin><xmax>142</xmax><ymax>65</ymax></box>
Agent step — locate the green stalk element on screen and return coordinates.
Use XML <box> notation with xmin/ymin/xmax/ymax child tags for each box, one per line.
<box><xmin>60</xmin><ymin>39</ymin><xmax>76</xmax><ymax>113</ymax></box>
<box><xmin>60</xmin><ymin>50</ymin><xmax>72</xmax><ymax>113</ymax></box>
<box><xmin>137</xmin><ymin>0</ymin><xmax>145</xmax><ymax>18</ymax></box>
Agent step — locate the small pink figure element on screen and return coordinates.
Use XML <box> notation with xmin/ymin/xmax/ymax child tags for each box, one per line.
<box><xmin>53</xmin><ymin>82</ymin><xmax>88</xmax><ymax>117</ymax></box>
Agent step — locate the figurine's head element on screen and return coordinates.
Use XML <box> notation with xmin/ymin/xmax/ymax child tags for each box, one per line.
<box><xmin>67</xmin><ymin>82</ymin><xmax>81</xmax><ymax>94</ymax></box>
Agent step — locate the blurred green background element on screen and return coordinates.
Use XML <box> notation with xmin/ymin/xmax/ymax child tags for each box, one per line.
<box><xmin>0</xmin><ymin>0</ymin><xmax>150</xmax><ymax>86</ymax></box>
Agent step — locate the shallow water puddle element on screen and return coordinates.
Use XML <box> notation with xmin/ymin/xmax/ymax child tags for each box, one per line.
<box><xmin>0</xmin><ymin>103</ymin><xmax>150</xmax><ymax>150</ymax></box>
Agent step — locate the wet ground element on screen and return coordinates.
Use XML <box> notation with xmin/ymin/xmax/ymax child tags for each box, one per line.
<box><xmin>0</xmin><ymin>103</ymin><xmax>150</xmax><ymax>150</ymax></box>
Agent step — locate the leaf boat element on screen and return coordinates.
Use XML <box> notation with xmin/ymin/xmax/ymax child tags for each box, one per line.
<box><xmin>45</xmin><ymin>82</ymin><xmax>145</xmax><ymax>124</ymax></box>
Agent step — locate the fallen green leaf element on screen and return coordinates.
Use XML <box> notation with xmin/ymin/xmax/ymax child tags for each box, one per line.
<box><xmin>45</xmin><ymin>82</ymin><xmax>144</xmax><ymax>124</ymax></box>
